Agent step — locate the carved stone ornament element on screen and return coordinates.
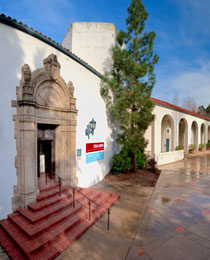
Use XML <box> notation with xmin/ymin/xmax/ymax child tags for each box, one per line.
<box><xmin>43</xmin><ymin>54</ymin><xmax>61</xmax><ymax>80</ymax></box>
<box><xmin>21</xmin><ymin>64</ymin><xmax>31</xmax><ymax>84</ymax></box>
<box><xmin>20</xmin><ymin>64</ymin><xmax>34</xmax><ymax>101</ymax></box>
<box><xmin>12</xmin><ymin>54</ymin><xmax>78</xmax><ymax>211</ymax></box>
<box><xmin>67</xmin><ymin>81</ymin><xmax>74</xmax><ymax>97</ymax></box>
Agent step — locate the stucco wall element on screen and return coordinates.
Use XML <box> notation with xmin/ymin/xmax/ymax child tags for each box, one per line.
<box><xmin>0</xmin><ymin>22</ymin><xmax>114</xmax><ymax>218</ymax></box>
<box><xmin>144</xmin><ymin>124</ymin><xmax>152</xmax><ymax>156</ymax></box>
<box><xmin>62</xmin><ymin>22</ymin><xmax>117</xmax><ymax>74</ymax></box>
<box><xmin>152</xmin><ymin>104</ymin><xmax>210</xmax><ymax>155</ymax></box>
<box><xmin>155</xmin><ymin>150</ymin><xmax>184</xmax><ymax>166</ymax></box>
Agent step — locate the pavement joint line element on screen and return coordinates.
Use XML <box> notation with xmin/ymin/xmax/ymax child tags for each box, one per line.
<box><xmin>124</xmin><ymin>193</ymin><xmax>156</xmax><ymax>259</ymax></box>
<box><xmin>97</xmin><ymin>229</ymin><xmax>135</xmax><ymax>240</ymax></box>
<box><xmin>124</xmin><ymin>173</ymin><xmax>164</xmax><ymax>260</ymax></box>
<box><xmin>186</xmin><ymin>231</ymin><xmax>210</xmax><ymax>250</ymax></box>
<box><xmin>144</xmin><ymin>251</ymin><xmax>154</xmax><ymax>260</ymax></box>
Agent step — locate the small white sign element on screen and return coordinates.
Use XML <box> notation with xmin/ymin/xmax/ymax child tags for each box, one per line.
<box><xmin>40</xmin><ymin>155</ymin><xmax>45</xmax><ymax>173</ymax></box>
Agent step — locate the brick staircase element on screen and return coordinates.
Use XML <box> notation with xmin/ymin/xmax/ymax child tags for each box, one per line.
<box><xmin>0</xmin><ymin>179</ymin><xmax>120</xmax><ymax>260</ymax></box>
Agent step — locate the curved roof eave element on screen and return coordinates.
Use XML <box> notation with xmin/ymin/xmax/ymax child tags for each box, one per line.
<box><xmin>0</xmin><ymin>14</ymin><xmax>102</xmax><ymax>79</ymax></box>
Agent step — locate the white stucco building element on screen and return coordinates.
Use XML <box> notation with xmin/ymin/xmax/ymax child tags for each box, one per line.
<box><xmin>0</xmin><ymin>15</ymin><xmax>210</xmax><ymax>219</ymax></box>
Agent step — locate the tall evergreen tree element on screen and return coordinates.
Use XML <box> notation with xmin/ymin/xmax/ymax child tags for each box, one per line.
<box><xmin>206</xmin><ymin>104</ymin><xmax>210</xmax><ymax>116</ymax></box>
<box><xmin>101</xmin><ymin>0</ymin><xmax>159</xmax><ymax>173</ymax></box>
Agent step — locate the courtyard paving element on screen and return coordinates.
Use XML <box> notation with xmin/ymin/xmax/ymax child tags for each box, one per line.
<box><xmin>58</xmin><ymin>151</ymin><xmax>210</xmax><ymax>260</ymax></box>
<box><xmin>127</xmin><ymin>152</ymin><xmax>210</xmax><ymax>260</ymax></box>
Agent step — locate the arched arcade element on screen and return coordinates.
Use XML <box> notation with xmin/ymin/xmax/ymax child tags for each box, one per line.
<box><xmin>191</xmin><ymin>121</ymin><xmax>198</xmax><ymax>149</ymax></box>
<box><xmin>178</xmin><ymin>118</ymin><xmax>188</xmax><ymax>152</ymax></box>
<box><xmin>161</xmin><ymin>114</ymin><xmax>174</xmax><ymax>152</ymax></box>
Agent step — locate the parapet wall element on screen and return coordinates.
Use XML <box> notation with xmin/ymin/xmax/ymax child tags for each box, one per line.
<box><xmin>62</xmin><ymin>22</ymin><xmax>117</xmax><ymax>74</ymax></box>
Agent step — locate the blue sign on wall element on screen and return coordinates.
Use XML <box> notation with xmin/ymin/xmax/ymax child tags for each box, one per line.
<box><xmin>86</xmin><ymin>151</ymin><xmax>104</xmax><ymax>164</ymax></box>
<box><xmin>77</xmin><ymin>149</ymin><xmax>82</xmax><ymax>157</ymax></box>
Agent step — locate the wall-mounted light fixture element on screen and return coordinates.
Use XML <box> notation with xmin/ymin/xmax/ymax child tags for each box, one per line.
<box><xmin>85</xmin><ymin>118</ymin><xmax>96</xmax><ymax>139</ymax></box>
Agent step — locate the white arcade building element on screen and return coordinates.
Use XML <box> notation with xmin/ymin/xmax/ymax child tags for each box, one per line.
<box><xmin>0</xmin><ymin>15</ymin><xmax>210</xmax><ymax>219</ymax></box>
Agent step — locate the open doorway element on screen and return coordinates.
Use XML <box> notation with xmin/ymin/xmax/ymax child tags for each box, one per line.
<box><xmin>161</xmin><ymin>114</ymin><xmax>174</xmax><ymax>152</ymax></box>
<box><xmin>38</xmin><ymin>140</ymin><xmax>55</xmax><ymax>177</ymax></box>
<box><xmin>37</xmin><ymin>124</ymin><xmax>56</xmax><ymax>180</ymax></box>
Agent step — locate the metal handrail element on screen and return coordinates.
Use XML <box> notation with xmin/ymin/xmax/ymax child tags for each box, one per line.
<box><xmin>53</xmin><ymin>172</ymin><xmax>64</xmax><ymax>197</ymax></box>
<box><xmin>44</xmin><ymin>172</ymin><xmax>111</xmax><ymax>230</ymax></box>
<box><xmin>72</xmin><ymin>186</ymin><xmax>111</xmax><ymax>230</ymax></box>
<box><xmin>45</xmin><ymin>171</ymin><xmax>64</xmax><ymax>197</ymax></box>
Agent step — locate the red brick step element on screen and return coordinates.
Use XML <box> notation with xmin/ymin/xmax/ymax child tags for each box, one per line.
<box><xmin>17</xmin><ymin>188</ymin><xmax>93</xmax><ymax>223</ymax></box>
<box><xmin>0</xmin><ymin>226</ymin><xmax>27</xmax><ymax>260</ymax></box>
<box><xmin>28</xmin><ymin>187</ymin><xmax>71</xmax><ymax>212</ymax></box>
<box><xmin>0</xmin><ymin>181</ymin><xmax>120</xmax><ymax>260</ymax></box>
<box><xmin>9</xmin><ymin>190</ymin><xmax>102</xmax><ymax>236</ymax></box>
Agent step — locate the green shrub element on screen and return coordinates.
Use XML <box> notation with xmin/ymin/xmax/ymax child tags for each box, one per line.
<box><xmin>135</xmin><ymin>151</ymin><xmax>147</xmax><ymax>169</ymax></box>
<box><xmin>189</xmin><ymin>144</ymin><xmax>196</xmax><ymax>150</ymax></box>
<box><xmin>145</xmin><ymin>158</ymin><xmax>157</xmax><ymax>172</ymax></box>
<box><xmin>111</xmin><ymin>148</ymin><xmax>132</xmax><ymax>175</ymax></box>
<box><xmin>111</xmin><ymin>147</ymin><xmax>147</xmax><ymax>174</ymax></box>
<box><xmin>175</xmin><ymin>145</ymin><xmax>184</xmax><ymax>150</ymax></box>
<box><xmin>206</xmin><ymin>143</ymin><xmax>210</xmax><ymax>148</ymax></box>
<box><xmin>199</xmin><ymin>143</ymin><xmax>205</xmax><ymax>148</ymax></box>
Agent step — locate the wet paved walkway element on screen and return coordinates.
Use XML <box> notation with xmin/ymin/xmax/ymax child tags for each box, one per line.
<box><xmin>2</xmin><ymin>153</ymin><xmax>210</xmax><ymax>259</ymax></box>
<box><xmin>127</xmin><ymin>153</ymin><xmax>210</xmax><ymax>260</ymax></box>
<box><xmin>58</xmin><ymin>152</ymin><xmax>210</xmax><ymax>260</ymax></box>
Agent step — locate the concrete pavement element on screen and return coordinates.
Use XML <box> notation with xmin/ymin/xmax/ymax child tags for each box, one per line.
<box><xmin>58</xmin><ymin>152</ymin><xmax>210</xmax><ymax>260</ymax></box>
<box><xmin>56</xmin><ymin>182</ymin><xmax>153</xmax><ymax>260</ymax></box>
<box><xmin>127</xmin><ymin>152</ymin><xmax>210</xmax><ymax>260</ymax></box>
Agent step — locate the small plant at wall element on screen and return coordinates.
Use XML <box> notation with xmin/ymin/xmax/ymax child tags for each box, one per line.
<box><xmin>145</xmin><ymin>158</ymin><xmax>159</xmax><ymax>174</ymax></box>
<box><xmin>189</xmin><ymin>144</ymin><xmax>196</xmax><ymax>154</ymax></box>
<box><xmin>199</xmin><ymin>143</ymin><xmax>205</xmax><ymax>151</ymax></box>
<box><xmin>206</xmin><ymin>143</ymin><xmax>210</xmax><ymax>149</ymax></box>
<box><xmin>175</xmin><ymin>145</ymin><xmax>184</xmax><ymax>151</ymax></box>
<box><xmin>189</xmin><ymin>144</ymin><xmax>196</xmax><ymax>150</ymax></box>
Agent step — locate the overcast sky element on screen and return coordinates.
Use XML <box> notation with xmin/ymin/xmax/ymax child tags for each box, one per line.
<box><xmin>1</xmin><ymin>0</ymin><xmax>210</xmax><ymax>107</ymax></box>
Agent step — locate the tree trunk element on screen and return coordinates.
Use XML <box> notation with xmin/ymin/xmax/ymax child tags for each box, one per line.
<box><xmin>132</xmin><ymin>153</ymin><xmax>137</xmax><ymax>173</ymax></box>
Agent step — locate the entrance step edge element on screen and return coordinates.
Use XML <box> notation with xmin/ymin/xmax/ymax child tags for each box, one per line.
<box><xmin>29</xmin><ymin>187</ymin><xmax>71</xmax><ymax>212</ymax></box>
<box><xmin>8</xmin><ymin>191</ymin><xmax>102</xmax><ymax>236</ymax></box>
<box><xmin>16</xmin><ymin>189</ymin><xmax>94</xmax><ymax>223</ymax></box>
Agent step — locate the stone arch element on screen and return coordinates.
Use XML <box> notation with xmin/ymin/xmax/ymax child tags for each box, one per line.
<box><xmin>34</xmin><ymin>81</ymin><xmax>69</xmax><ymax>109</ymax></box>
<box><xmin>161</xmin><ymin>114</ymin><xmax>174</xmax><ymax>152</ymax></box>
<box><xmin>191</xmin><ymin>121</ymin><xmax>198</xmax><ymax>148</ymax></box>
<box><xmin>200</xmin><ymin>123</ymin><xmax>206</xmax><ymax>145</ymax></box>
<box><xmin>12</xmin><ymin>54</ymin><xmax>78</xmax><ymax>211</ymax></box>
<box><xmin>178</xmin><ymin>118</ymin><xmax>188</xmax><ymax>152</ymax></box>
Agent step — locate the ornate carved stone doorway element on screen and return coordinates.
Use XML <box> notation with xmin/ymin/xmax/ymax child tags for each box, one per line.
<box><xmin>37</xmin><ymin>124</ymin><xmax>56</xmax><ymax>177</ymax></box>
<box><xmin>12</xmin><ymin>54</ymin><xmax>78</xmax><ymax>211</ymax></box>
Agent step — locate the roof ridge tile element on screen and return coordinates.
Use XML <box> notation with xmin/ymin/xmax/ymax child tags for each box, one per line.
<box><xmin>150</xmin><ymin>97</ymin><xmax>210</xmax><ymax>121</ymax></box>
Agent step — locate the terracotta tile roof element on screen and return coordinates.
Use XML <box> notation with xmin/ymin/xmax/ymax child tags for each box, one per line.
<box><xmin>0</xmin><ymin>13</ymin><xmax>102</xmax><ymax>78</ymax></box>
<box><xmin>150</xmin><ymin>97</ymin><xmax>210</xmax><ymax>121</ymax></box>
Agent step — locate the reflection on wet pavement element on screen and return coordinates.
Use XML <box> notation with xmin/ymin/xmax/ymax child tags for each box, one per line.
<box><xmin>161</xmin><ymin>197</ymin><xmax>172</xmax><ymax>204</ymax></box>
<box><xmin>126</xmin><ymin>152</ymin><xmax>210</xmax><ymax>260</ymax></box>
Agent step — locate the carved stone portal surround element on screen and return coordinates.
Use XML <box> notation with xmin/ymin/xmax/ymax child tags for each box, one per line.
<box><xmin>12</xmin><ymin>54</ymin><xmax>78</xmax><ymax>211</ymax></box>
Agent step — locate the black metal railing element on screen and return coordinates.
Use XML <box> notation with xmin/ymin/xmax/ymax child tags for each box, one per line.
<box><xmin>44</xmin><ymin>173</ymin><xmax>111</xmax><ymax>230</ymax></box>
<box><xmin>45</xmin><ymin>171</ymin><xmax>63</xmax><ymax>197</ymax></box>
<box><xmin>72</xmin><ymin>187</ymin><xmax>111</xmax><ymax>230</ymax></box>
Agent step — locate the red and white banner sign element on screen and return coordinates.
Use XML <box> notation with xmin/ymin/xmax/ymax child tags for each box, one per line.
<box><xmin>86</xmin><ymin>142</ymin><xmax>104</xmax><ymax>153</ymax></box>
